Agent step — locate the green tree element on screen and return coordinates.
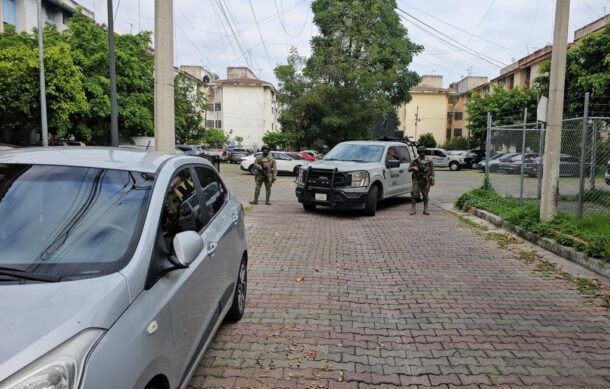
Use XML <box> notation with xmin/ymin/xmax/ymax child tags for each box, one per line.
<box><xmin>174</xmin><ymin>74</ymin><xmax>208</xmax><ymax>144</ymax></box>
<box><xmin>534</xmin><ymin>22</ymin><xmax>610</xmax><ymax>117</ymax></box>
<box><xmin>275</xmin><ymin>0</ymin><xmax>421</xmax><ymax>149</ymax></box>
<box><xmin>466</xmin><ymin>85</ymin><xmax>538</xmax><ymax>148</ymax></box>
<box><xmin>202</xmin><ymin>128</ymin><xmax>228</xmax><ymax>148</ymax></box>
<box><xmin>262</xmin><ymin>131</ymin><xmax>288</xmax><ymax>149</ymax></box>
<box><xmin>418</xmin><ymin>133</ymin><xmax>437</xmax><ymax>148</ymax></box>
<box><xmin>442</xmin><ymin>137</ymin><xmax>469</xmax><ymax>150</ymax></box>
<box><xmin>234</xmin><ymin>136</ymin><xmax>244</xmax><ymax>146</ymax></box>
<box><xmin>0</xmin><ymin>25</ymin><xmax>87</xmax><ymax>143</ymax></box>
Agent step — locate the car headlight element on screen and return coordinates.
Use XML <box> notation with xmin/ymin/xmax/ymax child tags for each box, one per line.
<box><xmin>3</xmin><ymin>329</ymin><xmax>104</xmax><ymax>389</ymax></box>
<box><xmin>349</xmin><ymin>171</ymin><xmax>369</xmax><ymax>188</ymax></box>
<box><xmin>296</xmin><ymin>168</ymin><xmax>306</xmax><ymax>185</ymax></box>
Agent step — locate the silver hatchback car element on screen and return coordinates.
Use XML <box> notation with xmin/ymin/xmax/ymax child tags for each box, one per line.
<box><xmin>0</xmin><ymin>148</ymin><xmax>248</xmax><ymax>389</ymax></box>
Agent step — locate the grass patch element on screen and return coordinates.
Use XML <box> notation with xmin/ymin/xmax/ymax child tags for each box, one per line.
<box><xmin>518</xmin><ymin>249</ymin><xmax>542</xmax><ymax>264</ymax></box>
<box><xmin>486</xmin><ymin>232</ymin><xmax>520</xmax><ymax>248</ymax></box>
<box><xmin>456</xmin><ymin>188</ymin><xmax>610</xmax><ymax>263</ymax></box>
<box><xmin>449</xmin><ymin>212</ymin><xmax>488</xmax><ymax>232</ymax></box>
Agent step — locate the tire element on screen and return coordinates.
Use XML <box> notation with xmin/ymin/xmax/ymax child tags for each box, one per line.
<box><xmin>303</xmin><ymin>203</ymin><xmax>316</xmax><ymax>211</ymax></box>
<box><xmin>363</xmin><ymin>185</ymin><xmax>379</xmax><ymax>216</ymax></box>
<box><xmin>248</xmin><ymin>165</ymin><xmax>257</xmax><ymax>175</ymax></box>
<box><xmin>490</xmin><ymin>165</ymin><xmax>499</xmax><ymax>173</ymax></box>
<box><xmin>449</xmin><ymin>161</ymin><xmax>460</xmax><ymax>171</ymax></box>
<box><xmin>471</xmin><ymin>161</ymin><xmax>478</xmax><ymax>169</ymax></box>
<box><xmin>225</xmin><ymin>258</ymin><xmax>247</xmax><ymax>322</ymax></box>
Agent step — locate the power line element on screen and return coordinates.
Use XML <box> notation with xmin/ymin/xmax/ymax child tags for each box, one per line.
<box><xmin>465</xmin><ymin>0</ymin><xmax>496</xmax><ymax>47</ymax></box>
<box><xmin>397</xmin><ymin>6</ymin><xmax>507</xmax><ymax>68</ymax></box>
<box><xmin>248</xmin><ymin>0</ymin><xmax>274</xmax><ymax>67</ymax></box>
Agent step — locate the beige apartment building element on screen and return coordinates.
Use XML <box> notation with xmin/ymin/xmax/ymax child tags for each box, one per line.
<box><xmin>397</xmin><ymin>75</ymin><xmax>454</xmax><ymax>145</ymax></box>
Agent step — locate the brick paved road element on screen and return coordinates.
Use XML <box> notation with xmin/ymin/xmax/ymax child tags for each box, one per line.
<box><xmin>188</xmin><ymin>166</ymin><xmax>610</xmax><ymax>388</ymax></box>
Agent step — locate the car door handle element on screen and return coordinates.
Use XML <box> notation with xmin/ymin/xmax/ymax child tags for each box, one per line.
<box><xmin>208</xmin><ymin>241</ymin><xmax>218</xmax><ymax>257</ymax></box>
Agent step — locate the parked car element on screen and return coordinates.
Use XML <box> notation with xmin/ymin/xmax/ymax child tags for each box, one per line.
<box><xmin>606</xmin><ymin>161</ymin><xmax>610</xmax><ymax>185</ymax></box>
<box><xmin>295</xmin><ymin>141</ymin><xmax>418</xmax><ymax>216</ymax></box>
<box><xmin>479</xmin><ymin>152</ymin><xmax>515</xmax><ymax>172</ymax></box>
<box><xmin>227</xmin><ymin>148</ymin><xmax>250</xmax><ymax>164</ymax></box>
<box><xmin>301</xmin><ymin>150</ymin><xmax>320</xmax><ymax>160</ymax></box>
<box><xmin>176</xmin><ymin>144</ymin><xmax>205</xmax><ymax>157</ymax></box>
<box><xmin>497</xmin><ymin>153</ymin><xmax>539</xmax><ymax>174</ymax></box>
<box><xmin>0</xmin><ymin>147</ymin><xmax>248</xmax><ymax>389</ymax></box>
<box><xmin>298</xmin><ymin>151</ymin><xmax>317</xmax><ymax>161</ymax></box>
<box><xmin>528</xmin><ymin>154</ymin><xmax>591</xmax><ymax>177</ymax></box>
<box><xmin>424</xmin><ymin>148</ymin><xmax>464</xmax><ymax>171</ymax></box>
<box><xmin>462</xmin><ymin>150</ymin><xmax>486</xmax><ymax>169</ymax></box>
<box><xmin>240</xmin><ymin>151</ymin><xmax>309</xmax><ymax>175</ymax></box>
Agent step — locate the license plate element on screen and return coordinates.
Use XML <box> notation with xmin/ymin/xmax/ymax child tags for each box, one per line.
<box><xmin>315</xmin><ymin>193</ymin><xmax>327</xmax><ymax>201</ymax></box>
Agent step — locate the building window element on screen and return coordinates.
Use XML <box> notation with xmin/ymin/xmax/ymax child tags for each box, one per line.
<box><xmin>271</xmin><ymin>123</ymin><xmax>275</xmax><ymax>131</ymax></box>
<box><xmin>215</xmin><ymin>120</ymin><xmax>221</xmax><ymax>129</ymax></box>
<box><xmin>205</xmin><ymin>120</ymin><xmax>215</xmax><ymax>128</ymax></box>
<box><xmin>483</xmin><ymin>85</ymin><xmax>490</xmax><ymax>94</ymax></box>
<box><xmin>63</xmin><ymin>11</ymin><xmax>71</xmax><ymax>25</ymax></box>
<box><xmin>453</xmin><ymin>128</ymin><xmax>463</xmax><ymax>138</ymax></box>
<box><xmin>3</xmin><ymin>0</ymin><xmax>17</xmax><ymax>26</ymax></box>
<box><xmin>447</xmin><ymin>112</ymin><xmax>453</xmax><ymax>120</ymax></box>
<box><xmin>214</xmin><ymin>103</ymin><xmax>221</xmax><ymax>111</ymax></box>
<box><xmin>454</xmin><ymin>112</ymin><xmax>463</xmax><ymax>120</ymax></box>
<box><xmin>507</xmin><ymin>74</ymin><xmax>514</xmax><ymax>90</ymax></box>
<box><xmin>446</xmin><ymin>128</ymin><xmax>452</xmax><ymax>140</ymax></box>
<box><xmin>525</xmin><ymin>67</ymin><xmax>531</xmax><ymax>87</ymax></box>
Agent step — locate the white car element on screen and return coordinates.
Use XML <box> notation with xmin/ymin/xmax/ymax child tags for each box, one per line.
<box><xmin>240</xmin><ymin>151</ymin><xmax>309</xmax><ymax>175</ymax></box>
<box><xmin>295</xmin><ymin>141</ymin><xmax>418</xmax><ymax>216</ymax></box>
<box><xmin>425</xmin><ymin>148</ymin><xmax>464</xmax><ymax>171</ymax></box>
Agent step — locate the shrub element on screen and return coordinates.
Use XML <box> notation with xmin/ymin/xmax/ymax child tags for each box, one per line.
<box><xmin>418</xmin><ymin>133</ymin><xmax>437</xmax><ymax>148</ymax></box>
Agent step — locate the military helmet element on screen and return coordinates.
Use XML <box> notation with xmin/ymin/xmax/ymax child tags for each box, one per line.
<box><xmin>417</xmin><ymin>146</ymin><xmax>426</xmax><ymax>153</ymax></box>
<box><xmin>261</xmin><ymin>144</ymin><xmax>270</xmax><ymax>151</ymax></box>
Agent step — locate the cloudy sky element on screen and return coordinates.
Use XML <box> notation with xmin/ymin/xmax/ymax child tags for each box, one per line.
<box><xmin>80</xmin><ymin>0</ymin><xmax>609</xmax><ymax>87</ymax></box>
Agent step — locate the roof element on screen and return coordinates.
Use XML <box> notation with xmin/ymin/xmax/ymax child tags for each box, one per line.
<box><xmin>0</xmin><ymin>147</ymin><xmax>177</xmax><ymax>173</ymax></box>
<box><xmin>213</xmin><ymin>78</ymin><xmax>277</xmax><ymax>92</ymax></box>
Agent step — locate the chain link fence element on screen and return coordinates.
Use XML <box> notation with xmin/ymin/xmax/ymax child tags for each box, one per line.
<box><xmin>484</xmin><ymin>96</ymin><xmax>610</xmax><ymax>217</ymax></box>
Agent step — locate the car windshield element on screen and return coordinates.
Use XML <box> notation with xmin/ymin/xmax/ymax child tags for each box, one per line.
<box><xmin>0</xmin><ymin>164</ymin><xmax>154</xmax><ymax>280</ymax></box>
<box><xmin>324</xmin><ymin>144</ymin><xmax>385</xmax><ymax>162</ymax></box>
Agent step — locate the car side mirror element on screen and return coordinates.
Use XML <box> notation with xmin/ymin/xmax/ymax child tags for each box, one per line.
<box><xmin>386</xmin><ymin>160</ymin><xmax>401</xmax><ymax>169</ymax></box>
<box><xmin>172</xmin><ymin>231</ymin><xmax>203</xmax><ymax>267</ymax></box>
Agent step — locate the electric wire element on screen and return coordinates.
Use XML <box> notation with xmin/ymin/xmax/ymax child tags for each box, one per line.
<box><xmin>248</xmin><ymin>0</ymin><xmax>274</xmax><ymax>67</ymax></box>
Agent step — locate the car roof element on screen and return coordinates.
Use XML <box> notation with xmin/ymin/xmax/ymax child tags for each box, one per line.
<box><xmin>340</xmin><ymin>141</ymin><xmax>407</xmax><ymax>147</ymax></box>
<box><xmin>0</xmin><ymin>147</ymin><xmax>180</xmax><ymax>173</ymax></box>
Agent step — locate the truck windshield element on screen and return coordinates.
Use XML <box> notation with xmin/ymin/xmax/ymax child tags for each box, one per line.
<box><xmin>324</xmin><ymin>144</ymin><xmax>385</xmax><ymax>162</ymax></box>
<box><xmin>0</xmin><ymin>164</ymin><xmax>154</xmax><ymax>280</ymax></box>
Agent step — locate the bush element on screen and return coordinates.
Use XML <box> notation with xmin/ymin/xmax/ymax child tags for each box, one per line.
<box><xmin>442</xmin><ymin>137</ymin><xmax>469</xmax><ymax>150</ymax></box>
<box><xmin>418</xmin><ymin>133</ymin><xmax>437</xmax><ymax>148</ymax></box>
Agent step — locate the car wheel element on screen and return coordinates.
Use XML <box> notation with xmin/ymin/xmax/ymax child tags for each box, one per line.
<box><xmin>363</xmin><ymin>185</ymin><xmax>378</xmax><ymax>216</ymax></box>
<box><xmin>303</xmin><ymin>203</ymin><xmax>316</xmax><ymax>211</ymax></box>
<box><xmin>226</xmin><ymin>258</ymin><xmax>247</xmax><ymax>322</ymax></box>
<box><xmin>490</xmin><ymin>165</ymin><xmax>499</xmax><ymax>173</ymax></box>
<box><xmin>449</xmin><ymin>162</ymin><xmax>460</xmax><ymax>171</ymax></box>
<box><xmin>249</xmin><ymin>165</ymin><xmax>257</xmax><ymax>175</ymax></box>
<box><xmin>471</xmin><ymin>161</ymin><xmax>478</xmax><ymax>169</ymax></box>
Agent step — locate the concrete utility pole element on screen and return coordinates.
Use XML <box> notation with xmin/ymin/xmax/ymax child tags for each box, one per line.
<box><xmin>107</xmin><ymin>0</ymin><xmax>119</xmax><ymax>147</ymax></box>
<box><xmin>0</xmin><ymin>0</ymin><xmax>4</xmax><ymax>33</ymax></box>
<box><xmin>154</xmin><ymin>0</ymin><xmax>175</xmax><ymax>153</ymax></box>
<box><xmin>414</xmin><ymin>106</ymin><xmax>421</xmax><ymax>140</ymax></box>
<box><xmin>540</xmin><ymin>0</ymin><xmax>570</xmax><ymax>222</ymax></box>
<box><xmin>37</xmin><ymin>0</ymin><xmax>48</xmax><ymax>147</ymax></box>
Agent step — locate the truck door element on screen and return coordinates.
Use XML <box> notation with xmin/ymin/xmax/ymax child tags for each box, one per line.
<box><xmin>397</xmin><ymin>146</ymin><xmax>412</xmax><ymax>193</ymax></box>
<box><xmin>384</xmin><ymin>146</ymin><xmax>401</xmax><ymax>196</ymax></box>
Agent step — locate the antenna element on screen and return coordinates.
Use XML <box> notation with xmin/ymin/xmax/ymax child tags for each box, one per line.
<box><xmin>145</xmin><ymin>140</ymin><xmax>151</xmax><ymax>151</ymax></box>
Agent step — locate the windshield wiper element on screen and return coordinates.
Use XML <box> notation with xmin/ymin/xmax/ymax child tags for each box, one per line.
<box><xmin>0</xmin><ymin>266</ymin><xmax>61</xmax><ymax>282</ymax></box>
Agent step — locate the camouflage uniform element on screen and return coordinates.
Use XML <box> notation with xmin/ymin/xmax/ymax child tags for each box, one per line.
<box><xmin>409</xmin><ymin>153</ymin><xmax>435</xmax><ymax>215</ymax></box>
<box><xmin>251</xmin><ymin>154</ymin><xmax>277</xmax><ymax>205</ymax></box>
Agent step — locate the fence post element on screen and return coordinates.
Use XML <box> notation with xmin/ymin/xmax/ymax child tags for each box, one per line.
<box><xmin>519</xmin><ymin>108</ymin><xmax>528</xmax><ymax>204</ymax></box>
<box><xmin>577</xmin><ymin>92</ymin><xmax>590</xmax><ymax>217</ymax></box>
<box><xmin>485</xmin><ymin>112</ymin><xmax>491</xmax><ymax>183</ymax></box>
<box><xmin>589</xmin><ymin>119</ymin><xmax>598</xmax><ymax>190</ymax></box>
<box><xmin>537</xmin><ymin>123</ymin><xmax>545</xmax><ymax>200</ymax></box>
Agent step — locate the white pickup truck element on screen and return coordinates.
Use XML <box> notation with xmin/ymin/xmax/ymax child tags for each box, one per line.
<box><xmin>295</xmin><ymin>141</ymin><xmax>418</xmax><ymax>216</ymax></box>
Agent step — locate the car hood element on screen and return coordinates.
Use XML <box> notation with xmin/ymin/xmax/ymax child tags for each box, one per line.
<box><xmin>309</xmin><ymin>160</ymin><xmax>381</xmax><ymax>172</ymax></box>
<box><xmin>0</xmin><ymin>273</ymin><xmax>130</xmax><ymax>381</ymax></box>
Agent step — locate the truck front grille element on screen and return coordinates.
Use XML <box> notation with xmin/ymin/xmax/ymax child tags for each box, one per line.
<box><xmin>307</xmin><ymin>169</ymin><xmax>347</xmax><ymax>188</ymax></box>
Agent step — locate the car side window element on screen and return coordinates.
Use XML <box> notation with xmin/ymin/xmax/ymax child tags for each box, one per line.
<box><xmin>435</xmin><ymin>150</ymin><xmax>446</xmax><ymax>158</ymax></box>
<box><xmin>386</xmin><ymin>146</ymin><xmax>400</xmax><ymax>161</ymax></box>
<box><xmin>397</xmin><ymin>146</ymin><xmax>411</xmax><ymax>163</ymax></box>
<box><xmin>424</xmin><ymin>149</ymin><xmax>432</xmax><ymax>156</ymax></box>
<box><xmin>194</xmin><ymin>166</ymin><xmax>227</xmax><ymax>222</ymax></box>
<box><xmin>160</xmin><ymin>167</ymin><xmax>205</xmax><ymax>247</ymax></box>
<box><xmin>273</xmin><ymin>152</ymin><xmax>289</xmax><ymax>160</ymax></box>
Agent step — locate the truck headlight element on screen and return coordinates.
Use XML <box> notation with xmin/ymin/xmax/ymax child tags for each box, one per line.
<box><xmin>296</xmin><ymin>168</ymin><xmax>306</xmax><ymax>185</ymax></box>
<box><xmin>3</xmin><ymin>329</ymin><xmax>104</xmax><ymax>389</ymax></box>
<box><xmin>349</xmin><ymin>171</ymin><xmax>369</xmax><ymax>188</ymax></box>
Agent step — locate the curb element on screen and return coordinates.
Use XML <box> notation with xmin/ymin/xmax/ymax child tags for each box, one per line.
<box><xmin>462</xmin><ymin>205</ymin><xmax>610</xmax><ymax>279</ymax></box>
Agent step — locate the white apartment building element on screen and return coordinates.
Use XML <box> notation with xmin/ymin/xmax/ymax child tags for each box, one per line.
<box><xmin>1</xmin><ymin>0</ymin><xmax>93</xmax><ymax>33</ymax></box>
<box><xmin>206</xmin><ymin>67</ymin><xmax>279</xmax><ymax>150</ymax></box>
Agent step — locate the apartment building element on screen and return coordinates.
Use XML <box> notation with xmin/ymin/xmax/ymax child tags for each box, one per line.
<box><xmin>205</xmin><ymin>67</ymin><xmax>279</xmax><ymax>150</ymax></box>
<box><xmin>397</xmin><ymin>75</ymin><xmax>455</xmax><ymax>145</ymax></box>
<box><xmin>1</xmin><ymin>0</ymin><xmax>93</xmax><ymax>33</ymax></box>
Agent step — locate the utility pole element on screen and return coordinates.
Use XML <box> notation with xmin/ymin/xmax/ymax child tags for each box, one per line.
<box><xmin>540</xmin><ymin>0</ymin><xmax>570</xmax><ymax>221</ymax></box>
<box><xmin>0</xmin><ymin>0</ymin><xmax>4</xmax><ymax>33</ymax></box>
<box><xmin>37</xmin><ymin>0</ymin><xmax>48</xmax><ymax>146</ymax></box>
<box><xmin>154</xmin><ymin>0</ymin><xmax>175</xmax><ymax>153</ymax></box>
<box><xmin>414</xmin><ymin>106</ymin><xmax>421</xmax><ymax>140</ymax></box>
<box><xmin>107</xmin><ymin>0</ymin><xmax>119</xmax><ymax>147</ymax></box>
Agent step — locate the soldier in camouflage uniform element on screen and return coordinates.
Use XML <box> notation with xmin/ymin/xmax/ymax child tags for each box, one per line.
<box><xmin>250</xmin><ymin>145</ymin><xmax>277</xmax><ymax>205</ymax></box>
<box><xmin>408</xmin><ymin>146</ymin><xmax>435</xmax><ymax>215</ymax></box>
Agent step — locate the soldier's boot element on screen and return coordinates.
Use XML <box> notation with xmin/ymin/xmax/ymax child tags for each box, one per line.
<box><xmin>423</xmin><ymin>202</ymin><xmax>430</xmax><ymax>215</ymax></box>
<box><xmin>265</xmin><ymin>194</ymin><xmax>271</xmax><ymax>205</ymax></box>
<box><xmin>250</xmin><ymin>187</ymin><xmax>260</xmax><ymax>205</ymax></box>
<box><xmin>410</xmin><ymin>200</ymin><xmax>416</xmax><ymax>215</ymax></box>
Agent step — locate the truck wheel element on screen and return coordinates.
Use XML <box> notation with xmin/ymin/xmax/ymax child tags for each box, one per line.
<box><xmin>303</xmin><ymin>203</ymin><xmax>316</xmax><ymax>211</ymax></box>
<box><xmin>249</xmin><ymin>165</ymin><xmax>257</xmax><ymax>175</ymax></box>
<box><xmin>363</xmin><ymin>185</ymin><xmax>378</xmax><ymax>216</ymax></box>
<box><xmin>449</xmin><ymin>161</ymin><xmax>460</xmax><ymax>171</ymax></box>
